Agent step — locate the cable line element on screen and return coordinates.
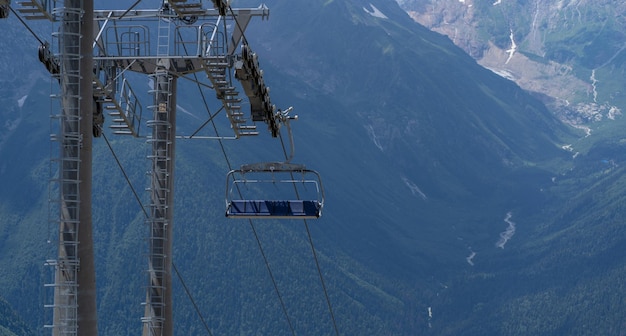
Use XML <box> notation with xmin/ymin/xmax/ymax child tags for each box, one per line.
<box><xmin>278</xmin><ymin>131</ymin><xmax>340</xmax><ymax>336</ymax></box>
<box><xmin>227</xmin><ymin>4</ymin><xmax>249</xmax><ymax>46</ymax></box>
<box><xmin>102</xmin><ymin>8</ymin><xmax>326</xmax><ymax>335</ymax></box>
<box><xmin>101</xmin><ymin>129</ymin><xmax>148</xmax><ymax>219</ymax></box>
<box><xmin>225</xmin><ymin>5</ymin><xmax>339</xmax><ymax>334</ymax></box>
<box><xmin>174</xmin><ymin>28</ymin><xmax>296</xmax><ymax>334</ymax></box>
<box><xmin>304</xmin><ymin>220</ymin><xmax>339</xmax><ymax>335</ymax></box>
<box><xmin>119</xmin><ymin>0</ymin><xmax>142</xmax><ymax>20</ymax></box>
<box><xmin>100</xmin><ymin>127</ymin><xmax>215</xmax><ymax>336</ymax></box>
<box><xmin>173</xmin><ymin>262</ymin><xmax>214</xmax><ymax>336</ymax></box>
<box><xmin>8</xmin><ymin>5</ymin><xmax>45</xmax><ymax>44</ymax></box>
<box><xmin>190</xmin><ymin>63</ymin><xmax>298</xmax><ymax>336</ymax></box>
<box><xmin>247</xmin><ymin>220</ymin><xmax>297</xmax><ymax>335</ymax></box>
<box><xmin>188</xmin><ymin>106</ymin><xmax>224</xmax><ymax>139</ymax></box>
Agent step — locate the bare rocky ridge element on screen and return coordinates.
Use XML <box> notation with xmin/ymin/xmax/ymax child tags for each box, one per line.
<box><xmin>397</xmin><ymin>0</ymin><xmax>626</xmax><ymax>128</ymax></box>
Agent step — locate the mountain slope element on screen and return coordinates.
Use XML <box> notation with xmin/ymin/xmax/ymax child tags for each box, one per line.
<box><xmin>248</xmin><ymin>0</ymin><xmax>575</xmax><ymax>267</ymax></box>
<box><xmin>0</xmin><ymin>297</ymin><xmax>33</xmax><ymax>336</ymax></box>
<box><xmin>398</xmin><ymin>0</ymin><xmax>626</xmax><ymax>129</ymax></box>
<box><xmin>431</xmin><ymin>138</ymin><xmax>626</xmax><ymax>335</ymax></box>
<box><xmin>4</xmin><ymin>0</ymin><xmax>625</xmax><ymax>335</ymax></box>
<box><xmin>255</xmin><ymin>0</ymin><xmax>572</xmax><ymax>190</ymax></box>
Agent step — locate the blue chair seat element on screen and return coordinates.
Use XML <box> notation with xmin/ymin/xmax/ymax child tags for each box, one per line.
<box><xmin>227</xmin><ymin>200</ymin><xmax>321</xmax><ymax>219</ymax></box>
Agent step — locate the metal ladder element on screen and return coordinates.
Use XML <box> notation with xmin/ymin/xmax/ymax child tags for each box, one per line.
<box><xmin>142</xmin><ymin>12</ymin><xmax>174</xmax><ymax>335</ymax></box>
<box><xmin>93</xmin><ymin>76</ymin><xmax>143</xmax><ymax>136</ymax></box>
<box><xmin>156</xmin><ymin>8</ymin><xmax>171</xmax><ymax>57</ymax></box>
<box><xmin>203</xmin><ymin>58</ymin><xmax>259</xmax><ymax>137</ymax></box>
<box><xmin>44</xmin><ymin>1</ymin><xmax>81</xmax><ymax>334</ymax></box>
<box><xmin>15</xmin><ymin>0</ymin><xmax>54</xmax><ymax>20</ymax></box>
<box><xmin>143</xmin><ymin>70</ymin><xmax>173</xmax><ymax>336</ymax></box>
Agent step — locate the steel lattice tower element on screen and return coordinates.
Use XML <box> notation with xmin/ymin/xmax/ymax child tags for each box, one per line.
<box><xmin>32</xmin><ymin>0</ymin><xmax>98</xmax><ymax>335</ymax></box>
<box><xmin>6</xmin><ymin>1</ymin><xmax>280</xmax><ymax>334</ymax></box>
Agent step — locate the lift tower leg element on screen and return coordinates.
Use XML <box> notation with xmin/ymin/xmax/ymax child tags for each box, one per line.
<box><xmin>51</xmin><ymin>0</ymin><xmax>97</xmax><ymax>335</ymax></box>
<box><xmin>143</xmin><ymin>62</ymin><xmax>177</xmax><ymax>336</ymax></box>
<box><xmin>77</xmin><ymin>1</ymin><xmax>98</xmax><ymax>333</ymax></box>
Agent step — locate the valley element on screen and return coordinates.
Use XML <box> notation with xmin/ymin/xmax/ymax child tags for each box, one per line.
<box><xmin>0</xmin><ymin>0</ymin><xmax>625</xmax><ymax>335</ymax></box>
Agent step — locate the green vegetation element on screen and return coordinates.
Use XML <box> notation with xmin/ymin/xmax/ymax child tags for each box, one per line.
<box><xmin>1</xmin><ymin>0</ymin><xmax>626</xmax><ymax>335</ymax></box>
<box><xmin>0</xmin><ymin>297</ymin><xmax>32</xmax><ymax>336</ymax></box>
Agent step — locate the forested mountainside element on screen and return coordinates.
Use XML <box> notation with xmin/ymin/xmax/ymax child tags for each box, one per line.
<box><xmin>0</xmin><ymin>296</ymin><xmax>32</xmax><ymax>336</ymax></box>
<box><xmin>1</xmin><ymin>0</ymin><xmax>625</xmax><ymax>335</ymax></box>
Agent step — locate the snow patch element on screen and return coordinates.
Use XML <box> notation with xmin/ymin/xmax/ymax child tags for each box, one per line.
<box><xmin>590</xmin><ymin>70</ymin><xmax>598</xmax><ymax>103</ymax></box>
<box><xmin>466</xmin><ymin>248</ymin><xmax>476</xmax><ymax>266</ymax></box>
<box><xmin>487</xmin><ymin>67</ymin><xmax>515</xmax><ymax>81</ymax></box>
<box><xmin>495</xmin><ymin>212</ymin><xmax>516</xmax><ymax>249</ymax></box>
<box><xmin>561</xmin><ymin>144</ymin><xmax>575</xmax><ymax>154</ymax></box>
<box><xmin>17</xmin><ymin>95</ymin><xmax>28</xmax><ymax>108</ymax></box>
<box><xmin>505</xmin><ymin>29</ymin><xmax>517</xmax><ymax>64</ymax></box>
<box><xmin>608</xmin><ymin>106</ymin><xmax>622</xmax><ymax>120</ymax></box>
<box><xmin>365</xmin><ymin>125</ymin><xmax>384</xmax><ymax>151</ymax></box>
<box><xmin>570</xmin><ymin>123</ymin><xmax>592</xmax><ymax>138</ymax></box>
<box><xmin>363</xmin><ymin>4</ymin><xmax>388</xmax><ymax>19</ymax></box>
<box><xmin>401</xmin><ymin>177</ymin><xmax>427</xmax><ymax>200</ymax></box>
<box><xmin>4</xmin><ymin>118</ymin><xmax>21</xmax><ymax>132</ymax></box>
<box><xmin>493</xmin><ymin>0</ymin><xmax>503</xmax><ymax>5</ymax></box>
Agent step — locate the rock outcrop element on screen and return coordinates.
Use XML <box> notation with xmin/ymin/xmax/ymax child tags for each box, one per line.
<box><xmin>397</xmin><ymin>0</ymin><xmax>626</xmax><ymax>126</ymax></box>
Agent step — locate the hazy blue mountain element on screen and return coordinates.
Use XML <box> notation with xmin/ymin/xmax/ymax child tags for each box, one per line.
<box><xmin>246</xmin><ymin>0</ymin><xmax>575</xmax><ymax>273</ymax></box>
<box><xmin>1</xmin><ymin>0</ymin><xmax>625</xmax><ymax>335</ymax></box>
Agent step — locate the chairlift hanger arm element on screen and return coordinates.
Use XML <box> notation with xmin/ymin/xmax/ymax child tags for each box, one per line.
<box><xmin>238</xmin><ymin>162</ymin><xmax>307</xmax><ymax>173</ymax></box>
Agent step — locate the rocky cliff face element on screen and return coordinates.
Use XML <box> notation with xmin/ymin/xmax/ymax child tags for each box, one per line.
<box><xmin>397</xmin><ymin>0</ymin><xmax>626</xmax><ymax>128</ymax></box>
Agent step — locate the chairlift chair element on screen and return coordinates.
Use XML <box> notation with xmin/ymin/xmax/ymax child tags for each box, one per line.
<box><xmin>225</xmin><ymin>162</ymin><xmax>324</xmax><ymax>219</ymax></box>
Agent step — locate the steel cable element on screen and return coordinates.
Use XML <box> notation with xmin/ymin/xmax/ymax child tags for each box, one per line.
<box><xmin>227</xmin><ymin>3</ymin><xmax>340</xmax><ymax>333</ymax></box>
<box><xmin>176</xmin><ymin>26</ymin><xmax>296</xmax><ymax>335</ymax></box>
<box><xmin>8</xmin><ymin>5</ymin><xmax>46</xmax><ymax>45</ymax></box>
<box><xmin>279</xmin><ymin>131</ymin><xmax>340</xmax><ymax>336</ymax></box>
<box><xmin>100</xmin><ymin>127</ymin><xmax>215</xmax><ymax>336</ymax></box>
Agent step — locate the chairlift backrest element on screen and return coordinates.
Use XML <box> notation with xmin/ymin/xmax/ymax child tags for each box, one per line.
<box><xmin>225</xmin><ymin>162</ymin><xmax>324</xmax><ymax>219</ymax></box>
